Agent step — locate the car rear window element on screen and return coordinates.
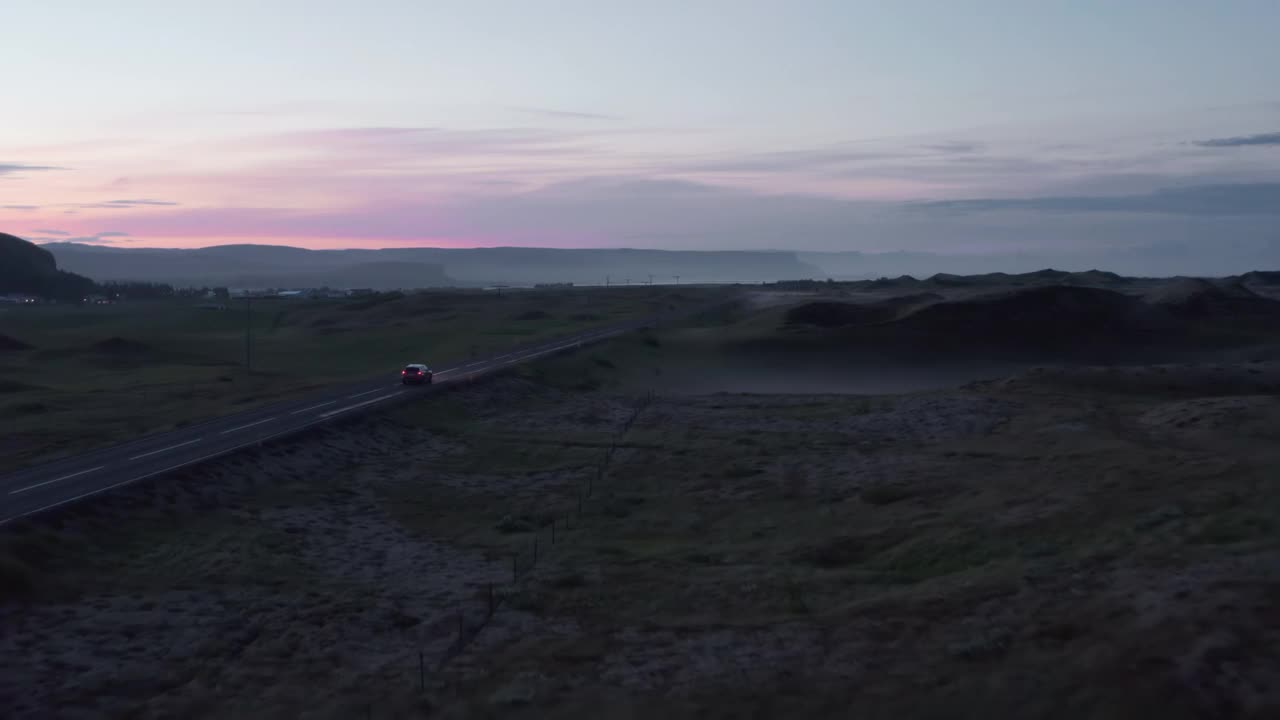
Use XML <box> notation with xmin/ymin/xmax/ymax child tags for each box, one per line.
<box><xmin>404</xmin><ymin>366</ymin><xmax>420</xmax><ymax>372</ymax></box>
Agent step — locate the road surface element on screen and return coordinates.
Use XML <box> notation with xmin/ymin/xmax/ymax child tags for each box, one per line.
<box><xmin>0</xmin><ymin>306</ymin><xmax>704</xmax><ymax>526</ymax></box>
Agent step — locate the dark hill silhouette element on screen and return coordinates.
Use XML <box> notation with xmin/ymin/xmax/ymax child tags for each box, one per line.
<box><xmin>90</xmin><ymin>337</ymin><xmax>153</xmax><ymax>355</ymax></box>
<box><xmin>1240</xmin><ymin>271</ymin><xmax>1280</xmax><ymax>286</ymax></box>
<box><xmin>0</xmin><ymin>232</ymin><xmax>95</xmax><ymax>301</ymax></box>
<box><xmin>784</xmin><ymin>293</ymin><xmax>943</xmax><ymax>327</ymax></box>
<box><xmin>922</xmin><ymin>268</ymin><xmax>1130</xmax><ymax>288</ymax></box>
<box><xmin>0</xmin><ymin>334</ymin><xmax>34</xmax><ymax>352</ymax></box>
<box><xmin>1144</xmin><ymin>278</ymin><xmax>1280</xmax><ymax>326</ymax></box>
<box><xmin>866</xmin><ymin>286</ymin><xmax>1159</xmax><ymax>352</ymax></box>
<box><xmin>754</xmin><ymin>284</ymin><xmax>1280</xmax><ymax>362</ymax></box>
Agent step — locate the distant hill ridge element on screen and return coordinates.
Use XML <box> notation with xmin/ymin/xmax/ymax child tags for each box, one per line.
<box><xmin>24</xmin><ymin>238</ymin><xmax>1280</xmax><ymax>291</ymax></box>
<box><xmin>40</xmin><ymin>242</ymin><xmax>824</xmax><ymax>288</ymax></box>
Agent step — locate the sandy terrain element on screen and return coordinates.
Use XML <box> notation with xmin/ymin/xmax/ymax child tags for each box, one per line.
<box><xmin>3</xmin><ymin>350</ymin><xmax>1280</xmax><ymax>718</ymax></box>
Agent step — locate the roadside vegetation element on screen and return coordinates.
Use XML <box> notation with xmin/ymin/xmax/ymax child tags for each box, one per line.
<box><xmin>0</xmin><ymin>285</ymin><xmax>726</xmax><ymax>472</ymax></box>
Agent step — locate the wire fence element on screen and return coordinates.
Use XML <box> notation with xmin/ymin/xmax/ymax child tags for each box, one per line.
<box><xmin>213</xmin><ymin>391</ymin><xmax>657</xmax><ymax>717</ymax></box>
<box><xmin>428</xmin><ymin>389</ymin><xmax>657</xmax><ymax>677</ymax></box>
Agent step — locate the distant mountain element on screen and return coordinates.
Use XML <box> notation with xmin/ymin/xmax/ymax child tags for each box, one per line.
<box><xmin>40</xmin><ymin>243</ymin><xmax>453</xmax><ymax>290</ymax></box>
<box><xmin>40</xmin><ymin>243</ymin><xmax>824</xmax><ymax>288</ymax></box>
<box><xmin>0</xmin><ymin>233</ymin><xmax>95</xmax><ymax>301</ymax></box>
<box><xmin>799</xmin><ymin>249</ymin><xmax>1279</xmax><ymax>280</ymax></box>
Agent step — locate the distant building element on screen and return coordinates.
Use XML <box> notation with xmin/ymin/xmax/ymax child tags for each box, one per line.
<box><xmin>0</xmin><ymin>294</ymin><xmax>38</xmax><ymax>304</ymax></box>
<box><xmin>84</xmin><ymin>295</ymin><xmax>112</xmax><ymax>305</ymax></box>
<box><xmin>346</xmin><ymin>288</ymin><xmax>375</xmax><ymax>297</ymax></box>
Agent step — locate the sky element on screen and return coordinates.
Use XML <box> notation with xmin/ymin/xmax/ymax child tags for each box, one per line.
<box><xmin>2</xmin><ymin>0</ymin><xmax>1279</xmax><ymax>259</ymax></box>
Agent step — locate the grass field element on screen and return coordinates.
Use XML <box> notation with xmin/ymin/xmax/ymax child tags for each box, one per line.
<box><xmin>0</xmin><ymin>286</ymin><xmax>726</xmax><ymax>472</ymax></box>
<box><xmin>6</xmin><ymin>297</ymin><xmax>1280</xmax><ymax>718</ymax></box>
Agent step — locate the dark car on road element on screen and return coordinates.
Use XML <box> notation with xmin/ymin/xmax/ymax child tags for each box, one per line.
<box><xmin>402</xmin><ymin>363</ymin><xmax>433</xmax><ymax>385</ymax></box>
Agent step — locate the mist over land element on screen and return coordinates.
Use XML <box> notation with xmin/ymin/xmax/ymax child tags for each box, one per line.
<box><xmin>33</xmin><ymin>239</ymin><xmax>1280</xmax><ymax>291</ymax></box>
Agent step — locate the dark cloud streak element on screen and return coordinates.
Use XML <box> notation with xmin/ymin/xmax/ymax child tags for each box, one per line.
<box><xmin>1193</xmin><ymin>131</ymin><xmax>1280</xmax><ymax>148</ymax></box>
<box><xmin>107</xmin><ymin>199</ymin><xmax>180</xmax><ymax>206</ymax></box>
<box><xmin>510</xmin><ymin>106</ymin><xmax>622</xmax><ymax>121</ymax></box>
<box><xmin>920</xmin><ymin>141</ymin><xmax>983</xmax><ymax>154</ymax></box>
<box><xmin>911</xmin><ymin>182</ymin><xmax>1280</xmax><ymax>216</ymax></box>
<box><xmin>0</xmin><ymin>162</ymin><xmax>63</xmax><ymax>175</ymax></box>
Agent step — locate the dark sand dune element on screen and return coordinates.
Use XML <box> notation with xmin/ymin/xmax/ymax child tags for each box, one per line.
<box><xmin>1240</xmin><ymin>270</ymin><xmax>1280</xmax><ymax>286</ymax></box>
<box><xmin>770</xmin><ymin>283</ymin><xmax>1280</xmax><ymax>362</ymax></box>
<box><xmin>0</xmin><ymin>334</ymin><xmax>33</xmax><ymax>352</ymax></box>
<box><xmin>1145</xmin><ymin>278</ymin><xmax>1280</xmax><ymax>319</ymax></box>
<box><xmin>90</xmin><ymin>336</ymin><xmax>154</xmax><ymax>355</ymax></box>
<box><xmin>783</xmin><ymin>293</ymin><xmax>943</xmax><ymax>328</ymax></box>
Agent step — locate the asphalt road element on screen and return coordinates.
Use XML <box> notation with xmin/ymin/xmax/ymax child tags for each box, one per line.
<box><xmin>0</xmin><ymin>304</ymin><xmax>711</xmax><ymax>526</ymax></box>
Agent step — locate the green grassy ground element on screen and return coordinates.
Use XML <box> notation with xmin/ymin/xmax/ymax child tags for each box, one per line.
<box><xmin>6</xmin><ymin>299</ymin><xmax>1280</xmax><ymax>717</ymax></box>
<box><xmin>390</xmin><ymin>347</ymin><xmax>1280</xmax><ymax>719</ymax></box>
<box><xmin>0</xmin><ymin>286</ymin><xmax>725</xmax><ymax>472</ymax></box>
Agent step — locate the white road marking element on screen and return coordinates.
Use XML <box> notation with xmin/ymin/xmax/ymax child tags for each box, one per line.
<box><xmin>128</xmin><ymin>438</ymin><xmax>202</xmax><ymax>461</ymax></box>
<box><xmin>0</xmin><ymin>408</ymin><xmax>367</xmax><ymax>525</ymax></box>
<box><xmin>219</xmin><ymin>417</ymin><xmax>277</xmax><ymax>435</ymax></box>
<box><xmin>318</xmin><ymin>391</ymin><xmax>401</xmax><ymax>418</ymax></box>
<box><xmin>348</xmin><ymin>388</ymin><xmax>383</xmax><ymax>399</ymax></box>
<box><xmin>1</xmin><ymin>421</ymin><xmax>317</xmax><ymax>525</ymax></box>
<box><xmin>289</xmin><ymin>400</ymin><xmax>336</xmax><ymax>415</ymax></box>
<box><xmin>0</xmin><ymin>307</ymin><xmax>724</xmax><ymax>526</ymax></box>
<box><xmin>9</xmin><ymin>466</ymin><xmax>105</xmax><ymax>495</ymax></box>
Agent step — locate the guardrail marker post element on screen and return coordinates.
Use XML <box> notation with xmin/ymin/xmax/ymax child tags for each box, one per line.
<box><xmin>513</xmin><ymin>553</ymin><xmax>519</xmax><ymax>582</ymax></box>
<box><xmin>488</xmin><ymin>583</ymin><xmax>495</xmax><ymax>616</ymax></box>
<box><xmin>533</xmin><ymin>536</ymin><xmax>538</xmax><ymax>567</ymax></box>
<box><xmin>551</xmin><ymin>518</ymin><xmax>556</xmax><ymax>544</ymax></box>
<box><xmin>419</xmin><ymin>650</ymin><xmax>425</xmax><ymax>691</ymax></box>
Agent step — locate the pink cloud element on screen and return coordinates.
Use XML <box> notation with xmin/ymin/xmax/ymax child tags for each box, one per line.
<box><xmin>11</xmin><ymin>120</ymin><xmax>1263</xmax><ymax>252</ymax></box>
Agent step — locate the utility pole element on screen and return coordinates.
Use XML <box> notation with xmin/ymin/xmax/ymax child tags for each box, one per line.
<box><xmin>606</xmin><ymin>275</ymin><xmax>610</xmax><ymax>287</ymax></box>
<box><xmin>648</xmin><ymin>274</ymin><xmax>654</xmax><ymax>286</ymax></box>
<box><xmin>244</xmin><ymin>294</ymin><xmax>253</xmax><ymax>373</ymax></box>
<box><xmin>674</xmin><ymin>275</ymin><xmax>680</xmax><ymax>285</ymax></box>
